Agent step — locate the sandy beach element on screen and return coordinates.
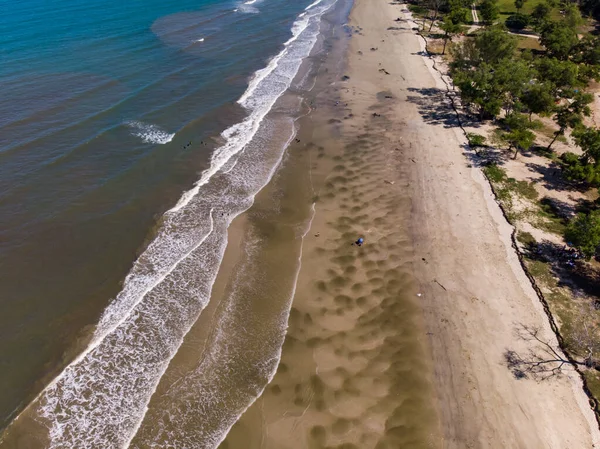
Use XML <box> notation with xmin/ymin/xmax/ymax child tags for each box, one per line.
<box><xmin>221</xmin><ymin>0</ymin><xmax>600</xmax><ymax>447</ymax></box>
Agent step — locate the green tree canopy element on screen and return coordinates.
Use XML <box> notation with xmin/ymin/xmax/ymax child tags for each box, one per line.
<box><xmin>531</xmin><ymin>2</ymin><xmax>551</xmax><ymax>25</ymax></box>
<box><xmin>564</xmin><ymin>3</ymin><xmax>583</xmax><ymax>29</ymax></box>
<box><xmin>515</xmin><ymin>0</ymin><xmax>527</xmax><ymax>12</ymax></box>
<box><xmin>548</xmin><ymin>92</ymin><xmax>593</xmax><ymax>150</ymax></box>
<box><xmin>475</xmin><ymin>26</ymin><xmax>517</xmax><ymax>64</ymax></box>
<box><xmin>535</xmin><ymin>57</ymin><xmax>586</xmax><ymax>95</ymax></box>
<box><xmin>503</xmin><ymin>112</ymin><xmax>536</xmax><ymax>158</ymax></box>
<box><xmin>539</xmin><ymin>21</ymin><xmax>579</xmax><ymax>60</ymax></box>
<box><xmin>480</xmin><ymin>0</ymin><xmax>499</xmax><ymax>24</ymax></box>
<box><xmin>573</xmin><ymin>126</ymin><xmax>600</xmax><ymax>165</ymax></box>
<box><xmin>565</xmin><ymin>210</ymin><xmax>600</xmax><ymax>259</ymax></box>
<box><xmin>521</xmin><ymin>82</ymin><xmax>555</xmax><ymax>120</ymax></box>
<box><xmin>440</xmin><ymin>18</ymin><xmax>463</xmax><ymax>54</ymax></box>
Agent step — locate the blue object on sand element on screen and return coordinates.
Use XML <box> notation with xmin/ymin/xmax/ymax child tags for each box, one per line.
<box><xmin>358</xmin><ymin>238</ymin><xmax>364</xmax><ymax>244</ymax></box>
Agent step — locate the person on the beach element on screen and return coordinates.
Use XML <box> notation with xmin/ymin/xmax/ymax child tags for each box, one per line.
<box><xmin>355</xmin><ymin>237</ymin><xmax>364</xmax><ymax>246</ymax></box>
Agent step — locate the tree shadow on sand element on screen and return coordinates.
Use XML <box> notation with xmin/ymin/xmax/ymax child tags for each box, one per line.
<box><xmin>505</xmin><ymin>324</ymin><xmax>572</xmax><ymax>380</ymax></box>
<box><xmin>524</xmin><ymin>161</ymin><xmax>589</xmax><ymax>193</ymax></box>
<box><xmin>524</xmin><ymin>240</ymin><xmax>600</xmax><ymax>299</ymax></box>
<box><xmin>406</xmin><ymin>87</ymin><xmax>482</xmax><ymax>129</ymax></box>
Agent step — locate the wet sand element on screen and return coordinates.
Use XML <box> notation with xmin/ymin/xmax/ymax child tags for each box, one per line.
<box><xmin>222</xmin><ymin>0</ymin><xmax>600</xmax><ymax>447</ymax></box>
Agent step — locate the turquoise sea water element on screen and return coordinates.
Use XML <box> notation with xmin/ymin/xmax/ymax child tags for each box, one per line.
<box><xmin>0</xmin><ymin>0</ymin><xmax>324</xmax><ymax>433</ymax></box>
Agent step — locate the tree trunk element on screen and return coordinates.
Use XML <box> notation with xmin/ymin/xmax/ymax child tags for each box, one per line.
<box><xmin>547</xmin><ymin>129</ymin><xmax>563</xmax><ymax>151</ymax></box>
<box><xmin>429</xmin><ymin>9</ymin><xmax>438</xmax><ymax>31</ymax></box>
<box><xmin>442</xmin><ymin>35</ymin><xmax>449</xmax><ymax>55</ymax></box>
<box><xmin>529</xmin><ymin>111</ymin><xmax>533</xmax><ymax>122</ymax></box>
<box><xmin>513</xmin><ymin>145</ymin><xmax>519</xmax><ymax>160</ymax></box>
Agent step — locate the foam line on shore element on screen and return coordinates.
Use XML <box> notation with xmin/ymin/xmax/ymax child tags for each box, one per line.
<box><xmin>170</xmin><ymin>0</ymin><xmax>327</xmax><ymax>214</ymax></box>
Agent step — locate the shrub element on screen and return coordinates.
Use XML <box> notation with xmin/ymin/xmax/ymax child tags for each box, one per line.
<box><xmin>560</xmin><ymin>152</ymin><xmax>600</xmax><ymax>186</ymax></box>
<box><xmin>506</xmin><ymin>13</ymin><xmax>530</xmax><ymax>30</ymax></box>
<box><xmin>517</xmin><ymin>230</ymin><xmax>537</xmax><ymax>246</ymax></box>
<box><xmin>467</xmin><ymin>133</ymin><xmax>487</xmax><ymax>147</ymax></box>
<box><xmin>565</xmin><ymin>210</ymin><xmax>600</xmax><ymax>259</ymax></box>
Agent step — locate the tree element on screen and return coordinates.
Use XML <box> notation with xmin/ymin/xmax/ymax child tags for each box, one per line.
<box><xmin>564</xmin><ymin>3</ymin><xmax>583</xmax><ymax>30</ymax></box>
<box><xmin>573</xmin><ymin>126</ymin><xmax>600</xmax><ymax>166</ymax></box>
<box><xmin>561</xmin><ymin>126</ymin><xmax>600</xmax><ymax>186</ymax></box>
<box><xmin>547</xmin><ymin>92</ymin><xmax>593</xmax><ymax>150</ymax></box>
<box><xmin>503</xmin><ymin>113</ymin><xmax>536</xmax><ymax>158</ymax></box>
<box><xmin>574</xmin><ymin>35</ymin><xmax>600</xmax><ymax>81</ymax></box>
<box><xmin>535</xmin><ymin>57</ymin><xmax>586</xmax><ymax>96</ymax></box>
<box><xmin>506</xmin><ymin>13</ymin><xmax>530</xmax><ymax>30</ymax></box>
<box><xmin>539</xmin><ymin>21</ymin><xmax>579</xmax><ymax>61</ymax></box>
<box><xmin>440</xmin><ymin>18</ymin><xmax>463</xmax><ymax>54</ymax></box>
<box><xmin>480</xmin><ymin>0</ymin><xmax>499</xmax><ymax>24</ymax></box>
<box><xmin>493</xmin><ymin>58</ymin><xmax>534</xmax><ymax>113</ymax></box>
<box><xmin>565</xmin><ymin>210</ymin><xmax>600</xmax><ymax>258</ymax></box>
<box><xmin>515</xmin><ymin>0</ymin><xmax>527</xmax><ymax>12</ymax></box>
<box><xmin>475</xmin><ymin>26</ymin><xmax>517</xmax><ymax>64</ymax></box>
<box><xmin>451</xmin><ymin>27</ymin><xmax>524</xmax><ymax>119</ymax></box>
<box><xmin>531</xmin><ymin>2</ymin><xmax>551</xmax><ymax>25</ymax></box>
<box><xmin>427</xmin><ymin>0</ymin><xmax>447</xmax><ymax>31</ymax></box>
<box><xmin>521</xmin><ymin>82</ymin><xmax>555</xmax><ymax>121</ymax></box>
<box><xmin>560</xmin><ymin>152</ymin><xmax>600</xmax><ymax>186</ymax></box>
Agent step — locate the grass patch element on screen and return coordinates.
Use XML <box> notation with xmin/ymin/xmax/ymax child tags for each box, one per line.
<box><xmin>531</xmin><ymin>145</ymin><xmax>558</xmax><ymax>160</ymax></box>
<box><xmin>584</xmin><ymin>371</ymin><xmax>600</xmax><ymax>407</ymax></box>
<box><xmin>527</xmin><ymin>259</ymin><xmax>552</xmax><ymax>282</ymax></box>
<box><xmin>507</xmin><ymin>178</ymin><xmax>539</xmax><ymax>200</ymax></box>
<box><xmin>515</xmin><ymin>35</ymin><xmax>544</xmax><ymax>51</ymax></box>
<box><xmin>517</xmin><ymin>230</ymin><xmax>536</xmax><ymax>246</ymax></box>
<box><xmin>483</xmin><ymin>163</ymin><xmax>507</xmax><ymax>183</ymax></box>
<box><xmin>547</xmin><ymin>290</ymin><xmax>572</xmax><ymax>308</ymax></box>
<box><xmin>537</xmin><ymin>122</ymin><xmax>568</xmax><ymax>144</ymax></box>
<box><xmin>496</xmin><ymin>185</ymin><xmax>513</xmax><ymax>205</ymax></box>
<box><xmin>408</xmin><ymin>4</ymin><xmax>428</xmax><ymax>17</ymax></box>
<box><xmin>535</xmin><ymin>197</ymin><xmax>567</xmax><ymax>234</ymax></box>
<box><xmin>496</xmin><ymin>0</ymin><xmax>561</xmax><ymax>23</ymax></box>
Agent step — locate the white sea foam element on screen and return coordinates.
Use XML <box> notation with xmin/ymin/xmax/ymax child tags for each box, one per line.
<box><xmin>127</xmin><ymin>121</ymin><xmax>174</xmax><ymax>144</ymax></box>
<box><xmin>244</xmin><ymin>0</ymin><xmax>257</xmax><ymax>4</ymax></box>
<box><xmin>171</xmin><ymin>0</ymin><xmax>326</xmax><ymax>214</ymax></box>
<box><xmin>26</xmin><ymin>0</ymin><xmax>339</xmax><ymax>447</ymax></box>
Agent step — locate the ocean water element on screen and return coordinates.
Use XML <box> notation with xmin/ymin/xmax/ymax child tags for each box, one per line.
<box><xmin>0</xmin><ymin>0</ymin><xmax>340</xmax><ymax>444</ymax></box>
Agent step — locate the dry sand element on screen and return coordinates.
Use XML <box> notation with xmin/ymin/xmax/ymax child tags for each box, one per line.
<box><xmin>222</xmin><ymin>0</ymin><xmax>600</xmax><ymax>447</ymax></box>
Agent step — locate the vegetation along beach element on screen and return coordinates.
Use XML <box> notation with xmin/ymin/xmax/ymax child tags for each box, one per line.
<box><xmin>3</xmin><ymin>0</ymin><xmax>600</xmax><ymax>446</ymax></box>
